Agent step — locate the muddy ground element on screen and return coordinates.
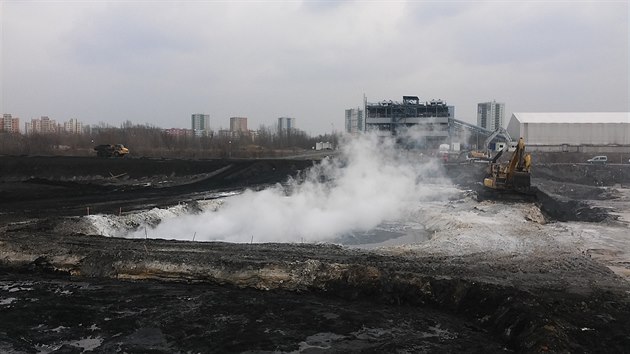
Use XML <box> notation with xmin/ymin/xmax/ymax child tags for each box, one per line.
<box><xmin>1</xmin><ymin>155</ymin><xmax>630</xmax><ymax>353</ymax></box>
<box><xmin>0</xmin><ymin>156</ymin><xmax>315</xmax><ymax>223</ymax></box>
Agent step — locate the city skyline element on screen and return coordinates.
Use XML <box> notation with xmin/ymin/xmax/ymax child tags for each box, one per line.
<box><xmin>1</xmin><ymin>112</ymin><xmax>298</xmax><ymax>135</ymax></box>
<box><xmin>1</xmin><ymin>1</ymin><xmax>628</xmax><ymax>135</ymax></box>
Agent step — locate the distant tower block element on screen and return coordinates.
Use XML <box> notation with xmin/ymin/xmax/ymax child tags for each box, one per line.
<box><xmin>191</xmin><ymin>113</ymin><xmax>211</xmax><ymax>137</ymax></box>
<box><xmin>230</xmin><ymin>117</ymin><xmax>248</xmax><ymax>133</ymax></box>
<box><xmin>278</xmin><ymin>117</ymin><xmax>295</xmax><ymax>131</ymax></box>
<box><xmin>477</xmin><ymin>101</ymin><xmax>505</xmax><ymax>131</ymax></box>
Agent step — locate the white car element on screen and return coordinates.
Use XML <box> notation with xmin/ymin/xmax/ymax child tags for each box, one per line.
<box><xmin>587</xmin><ymin>156</ymin><xmax>607</xmax><ymax>164</ymax></box>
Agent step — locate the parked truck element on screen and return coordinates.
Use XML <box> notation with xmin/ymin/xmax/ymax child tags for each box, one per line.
<box><xmin>94</xmin><ymin>144</ymin><xmax>129</xmax><ymax>158</ymax></box>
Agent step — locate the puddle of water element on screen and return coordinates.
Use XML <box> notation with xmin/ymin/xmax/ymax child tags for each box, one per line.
<box><xmin>336</xmin><ymin>222</ymin><xmax>429</xmax><ymax>249</ymax></box>
<box><xmin>0</xmin><ymin>298</ymin><xmax>17</xmax><ymax>305</ymax></box>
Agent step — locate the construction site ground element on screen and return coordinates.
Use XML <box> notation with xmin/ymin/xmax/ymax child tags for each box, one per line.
<box><xmin>1</xmin><ymin>155</ymin><xmax>629</xmax><ymax>353</ymax></box>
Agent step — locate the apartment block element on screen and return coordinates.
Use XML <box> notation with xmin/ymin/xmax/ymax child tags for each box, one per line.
<box><xmin>191</xmin><ymin>113</ymin><xmax>211</xmax><ymax>137</ymax></box>
<box><xmin>230</xmin><ymin>117</ymin><xmax>248</xmax><ymax>133</ymax></box>
<box><xmin>278</xmin><ymin>117</ymin><xmax>296</xmax><ymax>131</ymax></box>
<box><xmin>477</xmin><ymin>101</ymin><xmax>505</xmax><ymax>131</ymax></box>
<box><xmin>1</xmin><ymin>114</ymin><xmax>20</xmax><ymax>133</ymax></box>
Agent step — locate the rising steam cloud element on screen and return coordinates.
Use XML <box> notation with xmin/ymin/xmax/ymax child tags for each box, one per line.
<box><xmin>133</xmin><ymin>133</ymin><xmax>452</xmax><ymax>243</ymax></box>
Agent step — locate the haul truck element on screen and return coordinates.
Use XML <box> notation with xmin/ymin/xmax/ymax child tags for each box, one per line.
<box><xmin>94</xmin><ymin>144</ymin><xmax>129</xmax><ymax>158</ymax></box>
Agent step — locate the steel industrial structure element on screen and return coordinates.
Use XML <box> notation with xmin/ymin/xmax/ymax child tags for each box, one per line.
<box><xmin>364</xmin><ymin>95</ymin><xmax>491</xmax><ymax>149</ymax></box>
<box><xmin>449</xmin><ymin>118</ymin><xmax>492</xmax><ymax>150</ymax></box>
<box><xmin>344</xmin><ymin>108</ymin><xmax>364</xmax><ymax>134</ymax></box>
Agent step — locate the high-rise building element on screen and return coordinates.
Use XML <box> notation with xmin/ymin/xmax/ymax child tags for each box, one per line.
<box><xmin>25</xmin><ymin>121</ymin><xmax>34</xmax><ymax>135</ymax></box>
<box><xmin>24</xmin><ymin>116</ymin><xmax>57</xmax><ymax>134</ymax></box>
<box><xmin>344</xmin><ymin>108</ymin><xmax>364</xmax><ymax>134</ymax></box>
<box><xmin>64</xmin><ymin>118</ymin><xmax>83</xmax><ymax>134</ymax></box>
<box><xmin>230</xmin><ymin>117</ymin><xmax>248</xmax><ymax>133</ymax></box>
<box><xmin>1</xmin><ymin>114</ymin><xmax>20</xmax><ymax>133</ymax></box>
<box><xmin>2</xmin><ymin>114</ymin><xmax>11</xmax><ymax>132</ymax></box>
<box><xmin>40</xmin><ymin>116</ymin><xmax>55</xmax><ymax>133</ymax></box>
<box><xmin>191</xmin><ymin>114</ymin><xmax>211</xmax><ymax>137</ymax></box>
<box><xmin>477</xmin><ymin>101</ymin><xmax>505</xmax><ymax>131</ymax></box>
<box><xmin>278</xmin><ymin>117</ymin><xmax>296</xmax><ymax>131</ymax></box>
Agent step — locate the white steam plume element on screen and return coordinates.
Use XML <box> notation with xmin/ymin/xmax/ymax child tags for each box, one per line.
<box><xmin>131</xmin><ymin>133</ymin><xmax>452</xmax><ymax>243</ymax></box>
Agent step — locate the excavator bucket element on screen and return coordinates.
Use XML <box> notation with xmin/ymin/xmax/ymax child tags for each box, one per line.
<box><xmin>511</xmin><ymin>171</ymin><xmax>531</xmax><ymax>192</ymax></box>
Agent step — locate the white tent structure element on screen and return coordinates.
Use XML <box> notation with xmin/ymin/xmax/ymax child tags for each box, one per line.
<box><xmin>507</xmin><ymin>113</ymin><xmax>630</xmax><ymax>148</ymax></box>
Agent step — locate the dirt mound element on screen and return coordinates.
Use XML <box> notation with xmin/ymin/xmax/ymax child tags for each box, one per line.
<box><xmin>535</xmin><ymin>187</ymin><xmax>613</xmax><ymax>222</ymax></box>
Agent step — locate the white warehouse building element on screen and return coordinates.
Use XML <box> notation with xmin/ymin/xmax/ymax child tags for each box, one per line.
<box><xmin>507</xmin><ymin>112</ymin><xmax>630</xmax><ymax>152</ymax></box>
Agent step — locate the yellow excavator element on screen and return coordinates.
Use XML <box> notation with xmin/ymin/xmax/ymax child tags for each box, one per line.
<box><xmin>483</xmin><ymin>137</ymin><xmax>532</xmax><ymax>193</ymax></box>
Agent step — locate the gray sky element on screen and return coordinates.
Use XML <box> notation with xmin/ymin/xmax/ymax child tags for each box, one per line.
<box><xmin>1</xmin><ymin>0</ymin><xmax>628</xmax><ymax>135</ymax></box>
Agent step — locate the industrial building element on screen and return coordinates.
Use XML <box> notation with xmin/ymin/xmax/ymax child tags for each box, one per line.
<box><xmin>507</xmin><ymin>112</ymin><xmax>630</xmax><ymax>152</ymax></box>
<box><xmin>344</xmin><ymin>108</ymin><xmax>364</xmax><ymax>134</ymax></box>
<box><xmin>477</xmin><ymin>101</ymin><xmax>505</xmax><ymax>131</ymax></box>
<box><xmin>364</xmin><ymin>95</ymin><xmax>486</xmax><ymax>149</ymax></box>
<box><xmin>365</xmin><ymin>96</ymin><xmax>450</xmax><ymax>147</ymax></box>
<box><xmin>191</xmin><ymin>114</ymin><xmax>211</xmax><ymax>137</ymax></box>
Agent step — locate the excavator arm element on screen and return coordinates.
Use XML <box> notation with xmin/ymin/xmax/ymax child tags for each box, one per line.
<box><xmin>506</xmin><ymin>138</ymin><xmax>526</xmax><ymax>177</ymax></box>
<box><xmin>483</xmin><ymin>137</ymin><xmax>532</xmax><ymax>193</ymax></box>
<box><xmin>484</xmin><ymin>127</ymin><xmax>513</xmax><ymax>157</ymax></box>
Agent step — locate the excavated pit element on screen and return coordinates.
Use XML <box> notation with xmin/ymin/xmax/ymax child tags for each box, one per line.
<box><xmin>1</xmin><ymin>156</ymin><xmax>630</xmax><ymax>352</ymax></box>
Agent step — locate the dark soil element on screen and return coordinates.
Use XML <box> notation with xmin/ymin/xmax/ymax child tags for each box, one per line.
<box><xmin>0</xmin><ymin>156</ymin><xmax>314</xmax><ymax>222</ymax></box>
<box><xmin>0</xmin><ymin>268</ymin><xmax>508</xmax><ymax>353</ymax></box>
<box><xmin>1</xmin><ymin>155</ymin><xmax>630</xmax><ymax>353</ymax></box>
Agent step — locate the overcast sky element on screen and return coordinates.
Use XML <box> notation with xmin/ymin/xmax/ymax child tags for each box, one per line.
<box><xmin>1</xmin><ymin>0</ymin><xmax>628</xmax><ymax>134</ymax></box>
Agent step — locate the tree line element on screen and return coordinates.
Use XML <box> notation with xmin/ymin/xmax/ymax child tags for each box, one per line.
<box><xmin>0</xmin><ymin>122</ymin><xmax>339</xmax><ymax>158</ymax></box>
